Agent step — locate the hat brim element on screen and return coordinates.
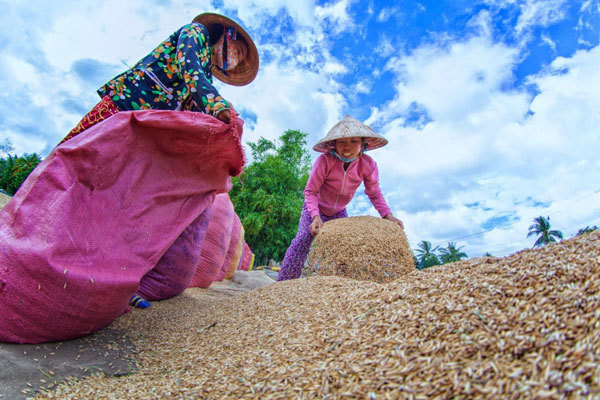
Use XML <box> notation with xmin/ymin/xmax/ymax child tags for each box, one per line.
<box><xmin>313</xmin><ymin>137</ymin><xmax>388</xmax><ymax>153</ymax></box>
<box><xmin>193</xmin><ymin>13</ymin><xmax>259</xmax><ymax>86</ymax></box>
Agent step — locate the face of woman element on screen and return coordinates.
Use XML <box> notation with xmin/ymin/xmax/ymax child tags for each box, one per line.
<box><xmin>213</xmin><ymin>34</ymin><xmax>248</xmax><ymax>71</ymax></box>
<box><xmin>334</xmin><ymin>137</ymin><xmax>363</xmax><ymax>160</ymax></box>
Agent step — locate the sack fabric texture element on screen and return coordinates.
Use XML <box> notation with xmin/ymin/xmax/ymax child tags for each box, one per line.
<box><xmin>0</xmin><ymin>110</ymin><xmax>245</xmax><ymax>343</ymax></box>
<box><xmin>189</xmin><ymin>193</ymin><xmax>235</xmax><ymax>288</ymax></box>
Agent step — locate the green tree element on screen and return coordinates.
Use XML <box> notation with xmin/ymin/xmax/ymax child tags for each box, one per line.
<box><xmin>527</xmin><ymin>216</ymin><xmax>563</xmax><ymax>247</ymax></box>
<box><xmin>439</xmin><ymin>241</ymin><xmax>468</xmax><ymax>264</ymax></box>
<box><xmin>414</xmin><ymin>240</ymin><xmax>441</xmax><ymax>269</ymax></box>
<box><xmin>0</xmin><ymin>153</ymin><xmax>42</xmax><ymax>195</ymax></box>
<box><xmin>229</xmin><ymin>130</ymin><xmax>311</xmax><ymax>265</ymax></box>
<box><xmin>574</xmin><ymin>225</ymin><xmax>598</xmax><ymax>237</ymax></box>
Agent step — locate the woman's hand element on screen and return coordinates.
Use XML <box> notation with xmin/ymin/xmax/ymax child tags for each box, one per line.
<box><xmin>216</xmin><ymin>109</ymin><xmax>231</xmax><ymax>124</ymax></box>
<box><xmin>384</xmin><ymin>213</ymin><xmax>404</xmax><ymax>229</ymax></box>
<box><xmin>310</xmin><ymin>216</ymin><xmax>323</xmax><ymax>236</ymax></box>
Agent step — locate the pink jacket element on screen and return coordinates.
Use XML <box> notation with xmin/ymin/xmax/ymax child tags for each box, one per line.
<box><xmin>304</xmin><ymin>152</ymin><xmax>392</xmax><ymax>219</ymax></box>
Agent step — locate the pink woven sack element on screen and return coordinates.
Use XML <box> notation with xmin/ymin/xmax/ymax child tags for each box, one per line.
<box><xmin>0</xmin><ymin>110</ymin><xmax>245</xmax><ymax>343</ymax></box>
<box><xmin>239</xmin><ymin>242</ymin><xmax>254</xmax><ymax>271</ymax></box>
<box><xmin>137</xmin><ymin>203</ymin><xmax>213</xmax><ymax>300</ymax></box>
<box><xmin>189</xmin><ymin>193</ymin><xmax>235</xmax><ymax>288</ymax></box>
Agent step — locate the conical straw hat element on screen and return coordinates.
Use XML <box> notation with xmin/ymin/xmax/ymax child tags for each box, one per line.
<box><xmin>193</xmin><ymin>13</ymin><xmax>259</xmax><ymax>86</ymax></box>
<box><xmin>313</xmin><ymin>115</ymin><xmax>388</xmax><ymax>153</ymax></box>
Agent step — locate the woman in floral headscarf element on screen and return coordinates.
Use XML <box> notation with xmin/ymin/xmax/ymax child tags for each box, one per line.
<box><xmin>60</xmin><ymin>12</ymin><xmax>259</xmax><ymax>144</ymax></box>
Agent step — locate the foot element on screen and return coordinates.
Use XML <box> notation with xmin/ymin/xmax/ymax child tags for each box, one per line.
<box><xmin>129</xmin><ymin>294</ymin><xmax>151</xmax><ymax>309</ymax></box>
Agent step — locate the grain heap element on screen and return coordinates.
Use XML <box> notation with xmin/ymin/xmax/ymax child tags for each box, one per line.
<box><xmin>36</xmin><ymin>231</ymin><xmax>600</xmax><ymax>399</ymax></box>
<box><xmin>305</xmin><ymin>215</ymin><xmax>415</xmax><ymax>283</ymax></box>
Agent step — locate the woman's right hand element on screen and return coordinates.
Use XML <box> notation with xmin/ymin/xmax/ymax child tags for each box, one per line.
<box><xmin>310</xmin><ymin>216</ymin><xmax>323</xmax><ymax>236</ymax></box>
<box><xmin>216</xmin><ymin>109</ymin><xmax>231</xmax><ymax>124</ymax></box>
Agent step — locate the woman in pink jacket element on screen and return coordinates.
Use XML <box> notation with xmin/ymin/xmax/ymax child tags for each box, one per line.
<box><xmin>277</xmin><ymin>115</ymin><xmax>404</xmax><ymax>281</ymax></box>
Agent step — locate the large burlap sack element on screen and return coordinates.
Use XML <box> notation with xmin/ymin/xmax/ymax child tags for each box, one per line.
<box><xmin>305</xmin><ymin>216</ymin><xmax>415</xmax><ymax>283</ymax></box>
<box><xmin>137</xmin><ymin>204</ymin><xmax>213</xmax><ymax>300</ymax></box>
<box><xmin>189</xmin><ymin>193</ymin><xmax>235</xmax><ymax>288</ymax></box>
<box><xmin>0</xmin><ymin>110</ymin><xmax>245</xmax><ymax>343</ymax></box>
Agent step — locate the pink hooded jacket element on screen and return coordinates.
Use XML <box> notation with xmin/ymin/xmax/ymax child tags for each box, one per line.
<box><xmin>304</xmin><ymin>152</ymin><xmax>392</xmax><ymax>219</ymax></box>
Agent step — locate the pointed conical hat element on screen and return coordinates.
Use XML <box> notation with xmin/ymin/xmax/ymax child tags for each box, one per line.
<box><xmin>193</xmin><ymin>13</ymin><xmax>259</xmax><ymax>86</ymax></box>
<box><xmin>313</xmin><ymin>115</ymin><xmax>388</xmax><ymax>153</ymax></box>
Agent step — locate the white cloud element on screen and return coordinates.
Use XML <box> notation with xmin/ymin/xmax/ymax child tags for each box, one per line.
<box><xmin>218</xmin><ymin>60</ymin><xmax>346</xmax><ymax>154</ymax></box>
<box><xmin>362</xmin><ymin>30</ymin><xmax>600</xmax><ymax>257</ymax></box>
<box><xmin>540</xmin><ymin>33</ymin><xmax>557</xmax><ymax>51</ymax></box>
<box><xmin>315</xmin><ymin>0</ymin><xmax>356</xmax><ymax>33</ymax></box>
<box><xmin>377</xmin><ymin>7</ymin><xmax>395</xmax><ymax>22</ymax></box>
<box><xmin>355</xmin><ymin>80</ymin><xmax>371</xmax><ymax>94</ymax></box>
<box><xmin>515</xmin><ymin>0</ymin><xmax>569</xmax><ymax>34</ymax></box>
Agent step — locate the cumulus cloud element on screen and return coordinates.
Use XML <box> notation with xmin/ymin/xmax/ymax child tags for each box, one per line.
<box><xmin>357</xmin><ymin>28</ymin><xmax>600</xmax><ymax>256</ymax></box>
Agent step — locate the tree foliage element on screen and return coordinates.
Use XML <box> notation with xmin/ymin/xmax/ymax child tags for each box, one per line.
<box><xmin>527</xmin><ymin>216</ymin><xmax>563</xmax><ymax>247</ymax></box>
<box><xmin>415</xmin><ymin>240</ymin><xmax>469</xmax><ymax>269</ymax></box>
<box><xmin>414</xmin><ymin>240</ymin><xmax>441</xmax><ymax>269</ymax></box>
<box><xmin>575</xmin><ymin>225</ymin><xmax>598</xmax><ymax>237</ymax></box>
<box><xmin>229</xmin><ymin>130</ymin><xmax>311</xmax><ymax>265</ymax></box>
<box><xmin>438</xmin><ymin>241</ymin><xmax>468</xmax><ymax>264</ymax></box>
<box><xmin>0</xmin><ymin>147</ymin><xmax>42</xmax><ymax>195</ymax></box>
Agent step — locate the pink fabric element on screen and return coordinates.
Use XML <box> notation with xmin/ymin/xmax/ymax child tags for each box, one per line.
<box><xmin>239</xmin><ymin>242</ymin><xmax>253</xmax><ymax>271</ymax></box>
<box><xmin>0</xmin><ymin>110</ymin><xmax>245</xmax><ymax>344</ymax></box>
<box><xmin>304</xmin><ymin>152</ymin><xmax>391</xmax><ymax>219</ymax></box>
<box><xmin>189</xmin><ymin>193</ymin><xmax>235</xmax><ymax>288</ymax></box>
<box><xmin>137</xmin><ymin>203</ymin><xmax>213</xmax><ymax>300</ymax></box>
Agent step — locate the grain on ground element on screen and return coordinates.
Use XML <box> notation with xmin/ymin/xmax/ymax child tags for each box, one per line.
<box><xmin>36</xmin><ymin>231</ymin><xmax>600</xmax><ymax>399</ymax></box>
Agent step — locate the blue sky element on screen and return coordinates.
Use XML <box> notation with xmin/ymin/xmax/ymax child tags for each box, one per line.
<box><xmin>1</xmin><ymin>0</ymin><xmax>599</xmax><ymax>258</ymax></box>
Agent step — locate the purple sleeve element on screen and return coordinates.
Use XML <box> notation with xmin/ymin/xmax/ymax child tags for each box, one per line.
<box><xmin>303</xmin><ymin>155</ymin><xmax>327</xmax><ymax>219</ymax></box>
<box><xmin>363</xmin><ymin>159</ymin><xmax>392</xmax><ymax>218</ymax></box>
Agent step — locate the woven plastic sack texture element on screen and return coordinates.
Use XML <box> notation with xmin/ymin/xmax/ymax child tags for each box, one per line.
<box><xmin>137</xmin><ymin>203</ymin><xmax>213</xmax><ymax>300</ymax></box>
<box><xmin>0</xmin><ymin>110</ymin><xmax>245</xmax><ymax>343</ymax></box>
<box><xmin>239</xmin><ymin>242</ymin><xmax>254</xmax><ymax>271</ymax></box>
<box><xmin>189</xmin><ymin>193</ymin><xmax>235</xmax><ymax>288</ymax></box>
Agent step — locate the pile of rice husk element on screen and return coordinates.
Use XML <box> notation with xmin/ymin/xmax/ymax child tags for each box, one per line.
<box><xmin>36</xmin><ymin>231</ymin><xmax>600</xmax><ymax>399</ymax></box>
<box><xmin>305</xmin><ymin>216</ymin><xmax>415</xmax><ymax>283</ymax></box>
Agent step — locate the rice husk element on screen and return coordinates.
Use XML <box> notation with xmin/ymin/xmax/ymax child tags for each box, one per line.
<box><xmin>305</xmin><ymin>215</ymin><xmax>415</xmax><ymax>283</ymax></box>
<box><xmin>35</xmin><ymin>231</ymin><xmax>600</xmax><ymax>399</ymax></box>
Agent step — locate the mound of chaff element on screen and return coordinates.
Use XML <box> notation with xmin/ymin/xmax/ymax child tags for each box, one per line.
<box><xmin>304</xmin><ymin>215</ymin><xmax>415</xmax><ymax>283</ymax></box>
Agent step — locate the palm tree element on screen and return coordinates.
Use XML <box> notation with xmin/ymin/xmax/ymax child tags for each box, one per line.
<box><xmin>575</xmin><ymin>225</ymin><xmax>598</xmax><ymax>237</ymax></box>
<box><xmin>527</xmin><ymin>216</ymin><xmax>563</xmax><ymax>247</ymax></box>
<box><xmin>414</xmin><ymin>240</ymin><xmax>441</xmax><ymax>269</ymax></box>
<box><xmin>439</xmin><ymin>242</ymin><xmax>468</xmax><ymax>264</ymax></box>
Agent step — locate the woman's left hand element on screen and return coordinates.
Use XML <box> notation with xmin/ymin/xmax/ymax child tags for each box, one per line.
<box><xmin>384</xmin><ymin>214</ymin><xmax>404</xmax><ymax>229</ymax></box>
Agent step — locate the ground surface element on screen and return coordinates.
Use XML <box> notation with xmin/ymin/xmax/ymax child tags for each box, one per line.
<box><xmin>0</xmin><ymin>271</ymin><xmax>274</xmax><ymax>399</ymax></box>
